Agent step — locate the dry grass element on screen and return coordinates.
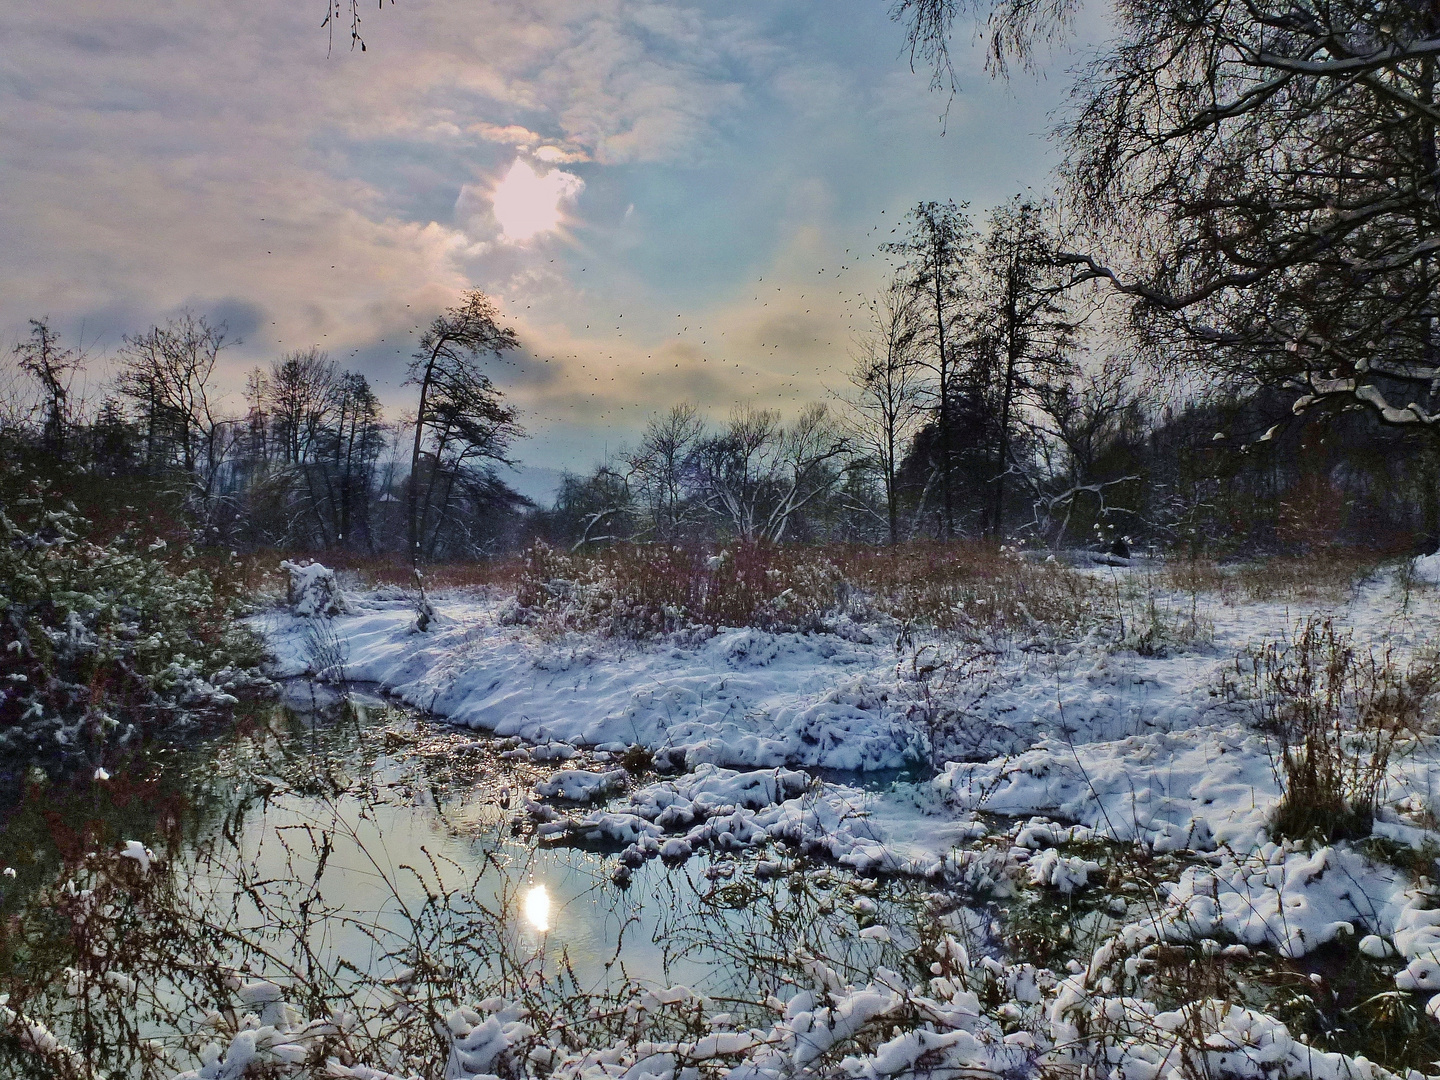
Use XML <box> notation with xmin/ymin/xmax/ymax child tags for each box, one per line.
<box><xmin>1159</xmin><ymin>550</ymin><xmax>1390</xmax><ymax>604</ymax></box>
<box><xmin>325</xmin><ymin>551</ymin><xmax>527</xmax><ymax>593</ymax></box>
<box><xmin>219</xmin><ymin>550</ymin><xmax>529</xmax><ymax>609</ymax></box>
<box><xmin>245</xmin><ymin>541</ymin><xmax>1101</xmax><ymax>641</ymax></box>
<box><xmin>506</xmin><ymin>540</ymin><xmax>1100</xmax><ymax>641</ymax></box>
<box><xmin>1241</xmin><ymin>615</ymin><xmax>1439</xmax><ymax>841</ymax></box>
<box><xmin>829</xmin><ymin>542</ymin><xmax>1098</xmax><ymax>639</ymax></box>
<box><xmin>514</xmin><ymin>540</ymin><xmax>843</xmax><ymax>637</ymax></box>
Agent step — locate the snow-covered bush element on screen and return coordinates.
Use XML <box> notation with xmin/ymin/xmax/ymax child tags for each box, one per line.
<box><xmin>0</xmin><ymin>479</ymin><xmax>269</xmax><ymax>770</ymax></box>
<box><xmin>1414</xmin><ymin>551</ymin><xmax>1440</xmax><ymax>586</ymax></box>
<box><xmin>279</xmin><ymin>560</ymin><xmax>347</xmax><ymax>618</ymax></box>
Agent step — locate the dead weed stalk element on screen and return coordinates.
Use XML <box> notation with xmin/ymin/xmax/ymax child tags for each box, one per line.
<box><xmin>1241</xmin><ymin>616</ymin><xmax>1439</xmax><ymax>841</ymax></box>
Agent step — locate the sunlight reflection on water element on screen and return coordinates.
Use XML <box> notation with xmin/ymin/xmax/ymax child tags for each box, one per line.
<box><xmin>523</xmin><ymin>884</ymin><xmax>551</xmax><ymax>932</ymax></box>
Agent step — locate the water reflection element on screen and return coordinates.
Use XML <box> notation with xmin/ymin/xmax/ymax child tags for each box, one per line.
<box><xmin>523</xmin><ymin>884</ymin><xmax>551</xmax><ymax>931</ymax></box>
<box><xmin>0</xmin><ymin>684</ymin><xmax>941</xmax><ymax>1080</ymax></box>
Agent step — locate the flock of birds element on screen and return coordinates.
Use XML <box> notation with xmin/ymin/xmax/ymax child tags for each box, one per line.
<box><xmin>262</xmin><ymin>211</ymin><xmax>913</xmax><ymax>436</ymax></box>
<box><xmin>485</xmin><ymin>212</ymin><xmax>908</xmax><ymax>427</ymax></box>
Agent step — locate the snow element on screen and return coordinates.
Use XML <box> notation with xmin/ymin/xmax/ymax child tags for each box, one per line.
<box><xmin>1414</xmin><ymin>551</ymin><xmax>1440</xmax><ymax>585</ymax></box>
<box><xmin>253</xmin><ymin>566</ymin><xmax>1440</xmax><ymax>883</ymax></box>
<box><xmin>533</xmin><ymin>767</ymin><xmax>628</xmax><ymax>801</ymax></box>
<box><xmin>119</xmin><ymin>840</ymin><xmax>153</xmax><ymax>874</ymax></box>
<box><xmin>242</xmin><ymin>560</ymin><xmax>1440</xmax><ymax>1080</ymax></box>
<box><xmin>164</xmin><ymin>948</ymin><xmax>1437</xmax><ymax>1080</ymax></box>
<box><xmin>1106</xmin><ymin>842</ymin><xmax>1407</xmax><ymax>960</ymax></box>
<box><xmin>937</xmin><ymin>723</ymin><xmax>1268</xmax><ymax>850</ymax></box>
<box><xmin>1028</xmin><ymin>848</ymin><xmax>1100</xmax><ymax>893</ymax></box>
<box><xmin>260</xmin><ymin>598</ymin><xmax>923</xmax><ymax>771</ymax></box>
<box><xmin>279</xmin><ymin>560</ymin><xmax>347</xmax><ymax>618</ymax></box>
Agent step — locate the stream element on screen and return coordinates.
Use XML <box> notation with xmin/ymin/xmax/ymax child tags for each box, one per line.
<box><xmin>0</xmin><ymin>681</ymin><xmax>944</xmax><ymax>1078</ymax></box>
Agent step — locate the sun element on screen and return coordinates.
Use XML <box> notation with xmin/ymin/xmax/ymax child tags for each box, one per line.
<box><xmin>492</xmin><ymin>159</ymin><xmax>583</xmax><ymax>243</ymax></box>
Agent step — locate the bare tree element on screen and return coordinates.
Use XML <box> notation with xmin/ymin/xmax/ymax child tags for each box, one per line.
<box><xmin>891</xmin><ymin>0</ymin><xmax>1078</xmax><ymax>89</ymax></box>
<box><xmin>327</xmin><ymin>372</ymin><xmax>387</xmax><ymax>550</ymax></box>
<box><xmin>627</xmin><ymin>403</ymin><xmax>706</xmax><ymax>543</ymax></box>
<box><xmin>555</xmin><ymin>466</ymin><xmax>638</xmax><ymax>551</ymax></box>
<box><xmin>13</xmin><ymin>320</ymin><xmax>84</xmax><ymax>459</ymax></box>
<box><xmin>240</xmin><ymin>367</ymin><xmax>271</xmax><ymax>472</ymax></box>
<box><xmin>895</xmin><ymin>0</ymin><xmax>1440</xmax><ymax>532</ymax></box>
<box><xmin>845</xmin><ymin>284</ymin><xmax>926</xmax><ymax>544</ymax></box>
<box><xmin>1022</xmin><ymin>357</ymin><xmax>1146</xmax><ymax>547</ymax></box>
<box><xmin>1053</xmin><ymin>0</ymin><xmax>1440</xmax><ymax>443</ymax></box>
<box><xmin>257</xmin><ymin>355</ymin><xmax>388</xmax><ymax>551</ymax></box>
<box><xmin>321</xmin><ymin>0</ymin><xmax>392</xmax><ymax>53</ymax></box>
<box><xmin>268</xmin><ymin>348</ymin><xmax>337</xmax><ymax>467</ymax></box>
<box><xmin>261</xmin><ymin>349</ymin><xmax>346</xmax><ymax>548</ymax></box>
<box><xmin>695</xmin><ymin>405</ymin><xmax>851</xmax><ymax>542</ymax></box>
<box><xmin>972</xmin><ymin>197</ymin><xmax>1080</xmax><ymax>539</ymax></box>
<box><xmin>115</xmin><ymin>314</ymin><xmax>234</xmax><ymax>512</ymax></box>
<box><xmin>407</xmin><ymin>291</ymin><xmax>522</xmax><ymax>564</ymax></box>
<box><xmin>884</xmin><ymin>200</ymin><xmax>976</xmax><ymax>539</ymax></box>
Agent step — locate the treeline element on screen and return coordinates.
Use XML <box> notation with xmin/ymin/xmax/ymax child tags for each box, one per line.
<box><xmin>542</xmin><ymin>376</ymin><xmax>1438</xmax><ymax>558</ymax></box>
<box><xmin>9</xmin><ymin>180</ymin><xmax>1438</xmax><ymax>564</ymax></box>
<box><xmin>2</xmin><ymin>292</ymin><xmax>531</xmax><ymax>561</ymax></box>
<box><xmin>854</xmin><ymin>0</ymin><xmax>1440</xmax><ymax>557</ymax></box>
<box><xmin>8</xmin><ymin>282</ymin><xmax>1431</xmax><ymax>566</ymax></box>
<box><xmin>545</xmin><ymin>198</ymin><xmax>1439</xmax><ymax>558</ymax></box>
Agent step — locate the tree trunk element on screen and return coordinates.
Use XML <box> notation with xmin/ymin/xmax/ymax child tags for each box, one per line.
<box><xmin>886</xmin><ymin>425</ymin><xmax>899</xmax><ymax>547</ymax></box>
<box><xmin>932</xmin><ymin>249</ymin><xmax>953</xmax><ymax>541</ymax></box>
<box><xmin>408</xmin><ymin>347</ymin><xmax>440</xmax><ymax>567</ymax></box>
<box><xmin>992</xmin><ymin>256</ymin><xmax>1021</xmax><ymax>543</ymax></box>
<box><xmin>1422</xmin><ymin>5</ymin><xmax>1439</xmax><ymax>429</ymax></box>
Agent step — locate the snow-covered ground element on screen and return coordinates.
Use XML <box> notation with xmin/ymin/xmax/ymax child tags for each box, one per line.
<box><xmin>245</xmin><ymin>561</ymin><xmax>1440</xmax><ymax>1080</ymax></box>
<box><xmin>258</xmin><ymin>565</ymin><xmax>1440</xmax><ymax>871</ymax></box>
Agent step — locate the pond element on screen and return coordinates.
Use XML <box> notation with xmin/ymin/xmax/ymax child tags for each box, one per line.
<box><xmin>0</xmin><ymin>681</ymin><xmax>950</xmax><ymax>1079</ymax></box>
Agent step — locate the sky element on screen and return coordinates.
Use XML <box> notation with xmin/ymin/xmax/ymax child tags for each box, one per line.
<box><xmin>0</xmin><ymin>0</ymin><xmax>1103</xmax><ymax>497</ymax></box>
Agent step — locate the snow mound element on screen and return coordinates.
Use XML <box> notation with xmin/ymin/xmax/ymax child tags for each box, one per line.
<box><xmin>533</xmin><ymin>768</ymin><xmax>628</xmax><ymax>801</ymax></box>
<box><xmin>534</xmin><ymin>762</ymin><xmax>962</xmax><ymax>878</ymax></box>
<box><xmin>259</xmin><ymin>603</ymin><xmax>925</xmax><ymax>771</ymax></box>
<box><xmin>1028</xmin><ymin>848</ymin><xmax>1100</xmax><ymax>893</ymax></box>
<box><xmin>1414</xmin><ymin>551</ymin><xmax>1440</xmax><ymax>584</ymax></box>
<box><xmin>279</xmin><ymin>561</ymin><xmax>347</xmax><ymax>617</ymax></box>
<box><xmin>1091</xmin><ymin>843</ymin><xmax>1404</xmax><ymax>961</ymax></box>
<box><xmin>937</xmin><ymin>724</ymin><xmax>1273</xmax><ymax>851</ymax></box>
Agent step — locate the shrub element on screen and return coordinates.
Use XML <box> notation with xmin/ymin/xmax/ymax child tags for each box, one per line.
<box><xmin>1242</xmin><ymin>616</ymin><xmax>1437</xmax><ymax>841</ymax></box>
<box><xmin>511</xmin><ymin>539</ymin><xmax>1098</xmax><ymax>642</ymax></box>
<box><xmin>0</xmin><ymin>477</ymin><xmax>269</xmax><ymax>774</ymax></box>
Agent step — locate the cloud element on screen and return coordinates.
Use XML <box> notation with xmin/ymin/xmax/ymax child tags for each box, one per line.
<box><xmin>0</xmin><ymin>0</ymin><xmax>776</xmax><ymax>348</ymax></box>
<box><xmin>191</xmin><ymin>297</ymin><xmax>267</xmax><ymax>343</ymax></box>
<box><xmin>533</xmin><ymin>145</ymin><xmax>590</xmax><ymax>164</ymax></box>
<box><xmin>468</xmin><ymin>122</ymin><xmax>591</xmax><ymax>163</ymax></box>
<box><xmin>0</xmin><ymin>0</ymin><xmax>1081</xmax><ymax>473</ymax></box>
<box><xmin>470</xmin><ymin>122</ymin><xmax>548</xmax><ymax>146</ymax></box>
